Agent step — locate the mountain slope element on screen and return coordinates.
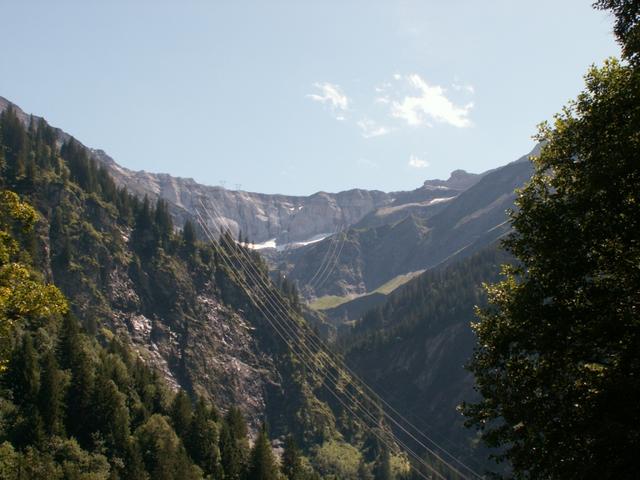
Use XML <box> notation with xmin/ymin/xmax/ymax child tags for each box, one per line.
<box><xmin>279</xmin><ymin>149</ymin><xmax>535</xmax><ymax>302</ymax></box>
<box><xmin>344</xmin><ymin>245</ymin><xmax>514</xmax><ymax>471</ymax></box>
<box><xmin>0</xmin><ymin>98</ymin><xmax>409</xmax><ymax>478</ymax></box>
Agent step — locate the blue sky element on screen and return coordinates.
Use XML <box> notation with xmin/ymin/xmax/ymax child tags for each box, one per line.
<box><xmin>1</xmin><ymin>1</ymin><xmax>619</xmax><ymax>195</ymax></box>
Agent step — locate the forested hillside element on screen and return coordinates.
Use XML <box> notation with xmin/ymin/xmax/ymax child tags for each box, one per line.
<box><xmin>0</xmin><ymin>106</ymin><xmax>406</xmax><ymax>479</ymax></box>
<box><xmin>344</xmin><ymin>246</ymin><xmax>513</xmax><ymax>473</ymax></box>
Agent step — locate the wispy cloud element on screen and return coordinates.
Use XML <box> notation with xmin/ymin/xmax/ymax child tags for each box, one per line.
<box><xmin>452</xmin><ymin>82</ymin><xmax>475</xmax><ymax>94</ymax></box>
<box><xmin>408</xmin><ymin>154</ymin><xmax>429</xmax><ymax>168</ymax></box>
<box><xmin>307</xmin><ymin>82</ymin><xmax>350</xmax><ymax>120</ymax></box>
<box><xmin>357</xmin><ymin>157</ymin><xmax>378</xmax><ymax>168</ymax></box>
<box><xmin>391</xmin><ymin>74</ymin><xmax>473</xmax><ymax>128</ymax></box>
<box><xmin>306</xmin><ymin>74</ymin><xmax>475</xmax><ymax>139</ymax></box>
<box><xmin>357</xmin><ymin>118</ymin><xmax>391</xmax><ymax>138</ymax></box>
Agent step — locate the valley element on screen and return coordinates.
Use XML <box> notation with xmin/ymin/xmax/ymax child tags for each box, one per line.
<box><xmin>0</xmin><ymin>95</ymin><xmax>538</xmax><ymax>478</ymax></box>
<box><xmin>1</xmin><ymin>3</ymin><xmax>636</xmax><ymax>479</ymax></box>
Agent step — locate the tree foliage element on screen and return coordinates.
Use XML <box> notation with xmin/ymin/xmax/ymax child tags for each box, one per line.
<box><xmin>594</xmin><ymin>0</ymin><xmax>640</xmax><ymax>63</ymax></box>
<box><xmin>247</xmin><ymin>424</ymin><xmax>279</xmax><ymax>480</ymax></box>
<box><xmin>0</xmin><ymin>88</ymin><xmax>389</xmax><ymax>480</ymax></box>
<box><xmin>464</xmin><ymin>41</ymin><xmax>640</xmax><ymax>480</ymax></box>
<box><xmin>282</xmin><ymin>435</ymin><xmax>305</xmax><ymax>480</ymax></box>
<box><xmin>0</xmin><ymin>190</ymin><xmax>67</xmax><ymax>370</ymax></box>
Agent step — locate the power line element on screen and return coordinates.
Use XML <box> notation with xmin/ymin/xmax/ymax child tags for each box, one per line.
<box><xmin>196</xmin><ymin>198</ymin><xmax>482</xmax><ymax>479</ymax></box>
<box><xmin>312</xmin><ymin>229</ymin><xmax>347</xmax><ymax>292</ymax></box>
<box><xmin>198</xmin><ymin>199</ymin><xmax>479</xmax><ymax>479</ymax></box>
<box><xmin>200</xmin><ymin>197</ymin><xmax>483</xmax><ymax>479</ymax></box>
<box><xmin>194</xmin><ymin>209</ymin><xmax>443</xmax><ymax>479</ymax></box>
<box><xmin>308</xmin><ymin>225</ymin><xmax>343</xmax><ymax>290</ymax></box>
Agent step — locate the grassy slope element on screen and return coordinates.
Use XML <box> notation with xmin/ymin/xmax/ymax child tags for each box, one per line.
<box><xmin>309</xmin><ymin>270</ymin><xmax>424</xmax><ymax>312</ymax></box>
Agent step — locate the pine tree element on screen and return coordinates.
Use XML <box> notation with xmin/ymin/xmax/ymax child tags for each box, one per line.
<box><xmin>63</xmin><ymin>334</ymin><xmax>96</xmax><ymax>447</ymax></box>
<box><xmin>7</xmin><ymin>334</ymin><xmax>45</xmax><ymax>447</ymax></box>
<box><xmin>123</xmin><ymin>440</ymin><xmax>148</xmax><ymax>480</ymax></box>
<box><xmin>247</xmin><ymin>424</ymin><xmax>279</xmax><ymax>480</ymax></box>
<box><xmin>187</xmin><ymin>397</ymin><xmax>221</xmax><ymax>477</ymax></box>
<box><xmin>219</xmin><ymin>409</ymin><xmax>248</xmax><ymax>480</ymax></box>
<box><xmin>8</xmin><ymin>334</ymin><xmax>40</xmax><ymax>406</ymax></box>
<box><xmin>38</xmin><ymin>349</ymin><xmax>65</xmax><ymax>436</ymax></box>
<box><xmin>373</xmin><ymin>447</ymin><xmax>392</xmax><ymax>480</ymax></box>
<box><xmin>131</xmin><ymin>195</ymin><xmax>155</xmax><ymax>257</ymax></box>
<box><xmin>135</xmin><ymin>414</ymin><xmax>202</xmax><ymax>480</ymax></box>
<box><xmin>154</xmin><ymin>198</ymin><xmax>173</xmax><ymax>249</ymax></box>
<box><xmin>282</xmin><ymin>435</ymin><xmax>305</xmax><ymax>480</ymax></box>
<box><xmin>182</xmin><ymin>219</ymin><xmax>197</xmax><ymax>254</ymax></box>
<box><xmin>92</xmin><ymin>370</ymin><xmax>130</xmax><ymax>454</ymax></box>
<box><xmin>0</xmin><ymin>107</ymin><xmax>27</xmax><ymax>184</ymax></box>
<box><xmin>170</xmin><ymin>390</ymin><xmax>193</xmax><ymax>440</ymax></box>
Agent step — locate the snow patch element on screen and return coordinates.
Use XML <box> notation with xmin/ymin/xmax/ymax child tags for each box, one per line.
<box><xmin>427</xmin><ymin>196</ymin><xmax>455</xmax><ymax>205</ymax></box>
<box><xmin>284</xmin><ymin>233</ymin><xmax>330</xmax><ymax>250</ymax></box>
<box><xmin>246</xmin><ymin>238</ymin><xmax>277</xmax><ymax>250</ymax></box>
<box><xmin>244</xmin><ymin>233</ymin><xmax>331</xmax><ymax>252</ymax></box>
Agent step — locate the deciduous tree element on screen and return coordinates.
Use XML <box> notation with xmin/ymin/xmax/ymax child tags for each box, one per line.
<box><xmin>464</xmin><ymin>46</ymin><xmax>640</xmax><ymax>480</ymax></box>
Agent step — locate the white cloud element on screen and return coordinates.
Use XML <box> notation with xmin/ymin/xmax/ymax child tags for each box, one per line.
<box><xmin>408</xmin><ymin>154</ymin><xmax>429</xmax><ymax>169</ymax></box>
<box><xmin>307</xmin><ymin>82</ymin><xmax>350</xmax><ymax>119</ymax></box>
<box><xmin>357</xmin><ymin>118</ymin><xmax>391</xmax><ymax>138</ymax></box>
<box><xmin>391</xmin><ymin>74</ymin><xmax>473</xmax><ymax>128</ymax></box>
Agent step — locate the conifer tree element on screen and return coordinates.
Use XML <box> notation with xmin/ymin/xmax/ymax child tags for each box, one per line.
<box><xmin>182</xmin><ymin>219</ymin><xmax>197</xmax><ymax>254</ymax></box>
<box><xmin>38</xmin><ymin>349</ymin><xmax>65</xmax><ymax>436</ymax></box>
<box><xmin>131</xmin><ymin>195</ymin><xmax>155</xmax><ymax>256</ymax></box>
<box><xmin>0</xmin><ymin>107</ymin><xmax>27</xmax><ymax>184</ymax></box>
<box><xmin>135</xmin><ymin>414</ymin><xmax>202</xmax><ymax>480</ymax></box>
<box><xmin>64</xmin><ymin>335</ymin><xmax>96</xmax><ymax>447</ymax></box>
<box><xmin>282</xmin><ymin>435</ymin><xmax>305</xmax><ymax>480</ymax></box>
<box><xmin>8</xmin><ymin>334</ymin><xmax>40</xmax><ymax>406</ymax></box>
<box><xmin>373</xmin><ymin>448</ymin><xmax>392</xmax><ymax>480</ymax></box>
<box><xmin>7</xmin><ymin>334</ymin><xmax>45</xmax><ymax>447</ymax></box>
<box><xmin>187</xmin><ymin>397</ymin><xmax>221</xmax><ymax>477</ymax></box>
<box><xmin>219</xmin><ymin>408</ymin><xmax>249</xmax><ymax>480</ymax></box>
<box><xmin>247</xmin><ymin>424</ymin><xmax>279</xmax><ymax>480</ymax></box>
<box><xmin>92</xmin><ymin>370</ymin><xmax>130</xmax><ymax>453</ymax></box>
<box><xmin>154</xmin><ymin>198</ymin><xmax>173</xmax><ymax>249</ymax></box>
<box><xmin>170</xmin><ymin>390</ymin><xmax>193</xmax><ymax>440</ymax></box>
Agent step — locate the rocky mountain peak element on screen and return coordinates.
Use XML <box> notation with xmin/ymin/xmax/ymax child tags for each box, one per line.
<box><xmin>422</xmin><ymin>169</ymin><xmax>482</xmax><ymax>191</ymax></box>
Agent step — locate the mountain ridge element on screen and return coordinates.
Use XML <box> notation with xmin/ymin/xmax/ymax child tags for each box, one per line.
<box><xmin>0</xmin><ymin>95</ymin><xmax>490</xmax><ymax>247</ymax></box>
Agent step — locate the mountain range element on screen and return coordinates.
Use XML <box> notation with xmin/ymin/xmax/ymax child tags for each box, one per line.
<box><xmin>0</xmin><ymin>95</ymin><xmax>538</xmax><ymax>477</ymax></box>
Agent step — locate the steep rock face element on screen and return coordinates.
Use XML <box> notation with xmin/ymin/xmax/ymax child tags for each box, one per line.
<box><xmin>0</xmin><ymin>95</ymin><xmax>391</xmax><ymax>247</ymax></box>
<box><xmin>0</xmin><ymin>94</ymin><xmax>536</xmax><ymax>308</ymax></box>
<box><xmin>33</xmin><ymin>175</ymin><xmax>280</xmax><ymax>428</ymax></box>
<box><xmin>351</xmin><ymin>172</ymin><xmax>479</xmax><ymax>231</ymax></box>
<box><xmin>90</xmin><ymin>131</ymin><xmax>493</xmax><ymax>258</ymax></box>
<box><xmin>94</xmin><ymin>148</ymin><xmax>392</xmax><ymax>245</ymax></box>
<box><xmin>0</xmin><ymin>97</ymin><xmax>350</xmax><ymax>439</ymax></box>
<box><xmin>105</xmin><ymin>262</ymin><xmax>277</xmax><ymax>427</ymax></box>
<box><xmin>279</xmin><ymin>151</ymin><xmax>535</xmax><ymax>300</ymax></box>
